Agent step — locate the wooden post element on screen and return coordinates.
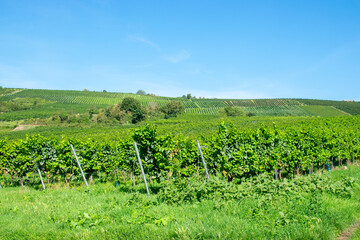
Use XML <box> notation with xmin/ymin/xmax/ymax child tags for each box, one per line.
<box><xmin>70</xmin><ymin>144</ymin><xmax>89</xmax><ymax>189</ymax></box>
<box><xmin>196</xmin><ymin>140</ymin><xmax>209</xmax><ymax>179</ymax></box>
<box><xmin>133</xmin><ymin>142</ymin><xmax>150</xmax><ymax>196</ymax></box>
<box><xmin>36</xmin><ymin>162</ymin><xmax>46</xmax><ymax>190</ymax></box>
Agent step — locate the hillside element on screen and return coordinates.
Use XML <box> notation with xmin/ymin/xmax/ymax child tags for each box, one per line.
<box><xmin>0</xmin><ymin>88</ymin><xmax>359</xmax><ymax>121</ymax></box>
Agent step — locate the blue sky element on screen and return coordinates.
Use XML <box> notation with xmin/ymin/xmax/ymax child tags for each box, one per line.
<box><xmin>0</xmin><ymin>0</ymin><xmax>359</xmax><ymax>100</ymax></box>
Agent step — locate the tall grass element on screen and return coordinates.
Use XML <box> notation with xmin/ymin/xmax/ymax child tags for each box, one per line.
<box><xmin>1</xmin><ymin>166</ymin><xmax>360</xmax><ymax>239</ymax></box>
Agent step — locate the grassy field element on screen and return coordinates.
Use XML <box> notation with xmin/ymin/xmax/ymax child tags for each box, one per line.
<box><xmin>1</xmin><ymin>166</ymin><xmax>360</xmax><ymax>239</ymax></box>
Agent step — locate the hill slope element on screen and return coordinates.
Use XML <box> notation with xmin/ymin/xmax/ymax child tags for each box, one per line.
<box><xmin>0</xmin><ymin>88</ymin><xmax>359</xmax><ymax>120</ymax></box>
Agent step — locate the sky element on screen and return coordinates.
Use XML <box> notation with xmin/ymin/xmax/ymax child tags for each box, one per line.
<box><xmin>0</xmin><ymin>0</ymin><xmax>359</xmax><ymax>100</ymax></box>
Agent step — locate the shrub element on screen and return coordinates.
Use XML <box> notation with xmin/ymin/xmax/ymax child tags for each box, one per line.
<box><xmin>222</xmin><ymin>106</ymin><xmax>246</xmax><ymax>117</ymax></box>
<box><xmin>120</xmin><ymin>97</ymin><xmax>146</xmax><ymax>123</ymax></box>
<box><xmin>161</xmin><ymin>101</ymin><xmax>185</xmax><ymax>119</ymax></box>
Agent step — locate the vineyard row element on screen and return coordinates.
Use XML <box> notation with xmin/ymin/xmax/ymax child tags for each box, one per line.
<box><xmin>1</xmin><ymin>117</ymin><xmax>360</xmax><ymax>186</ymax></box>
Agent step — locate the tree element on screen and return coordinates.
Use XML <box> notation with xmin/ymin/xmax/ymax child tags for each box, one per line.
<box><xmin>161</xmin><ymin>101</ymin><xmax>185</xmax><ymax>119</ymax></box>
<box><xmin>136</xmin><ymin>90</ymin><xmax>146</xmax><ymax>95</ymax></box>
<box><xmin>120</xmin><ymin>97</ymin><xmax>146</xmax><ymax>123</ymax></box>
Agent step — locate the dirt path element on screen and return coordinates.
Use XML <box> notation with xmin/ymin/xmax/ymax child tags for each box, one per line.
<box><xmin>12</xmin><ymin>124</ymin><xmax>39</xmax><ymax>131</ymax></box>
<box><xmin>0</xmin><ymin>89</ymin><xmax>23</xmax><ymax>96</ymax></box>
<box><xmin>331</xmin><ymin>106</ymin><xmax>352</xmax><ymax>116</ymax></box>
<box><xmin>338</xmin><ymin>219</ymin><xmax>360</xmax><ymax>240</ymax></box>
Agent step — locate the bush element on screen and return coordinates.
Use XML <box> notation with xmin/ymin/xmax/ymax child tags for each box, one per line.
<box><xmin>161</xmin><ymin>101</ymin><xmax>185</xmax><ymax>119</ymax></box>
<box><xmin>120</xmin><ymin>97</ymin><xmax>146</xmax><ymax>123</ymax></box>
<box><xmin>221</xmin><ymin>106</ymin><xmax>246</xmax><ymax>117</ymax></box>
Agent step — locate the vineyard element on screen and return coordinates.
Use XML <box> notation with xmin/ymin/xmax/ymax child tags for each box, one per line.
<box><xmin>1</xmin><ymin>88</ymin><xmax>360</xmax><ymax>121</ymax></box>
<box><xmin>1</xmin><ymin>116</ymin><xmax>360</xmax><ymax>187</ymax></box>
<box><xmin>2</xmin><ymin>115</ymin><xmax>360</xmax><ymax>239</ymax></box>
<box><xmin>2</xmin><ymin>93</ymin><xmax>360</xmax><ymax>238</ymax></box>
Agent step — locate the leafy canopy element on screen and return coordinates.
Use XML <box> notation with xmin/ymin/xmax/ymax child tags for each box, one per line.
<box><xmin>120</xmin><ymin>97</ymin><xmax>146</xmax><ymax>123</ymax></box>
<box><xmin>161</xmin><ymin>101</ymin><xmax>185</xmax><ymax>119</ymax></box>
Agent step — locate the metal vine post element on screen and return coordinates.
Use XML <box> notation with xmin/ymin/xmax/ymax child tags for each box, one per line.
<box><xmin>36</xmin><ymin>162</ymin><xmax>46</xmax><ymax>190</ymax></box>
<box><xmin>70</xmin><ymin>144</ymin><xmax>89</xmax><ymax>189</ymax></box>
<box><xmin>196</xmin><ymin>140</ymin><xmax>209</xmax><ymax>179</ymax></box>
<box><xmin>133</xmin><ymin>142</ymin><xmax>150</xmax><ymax>196</ymax></box>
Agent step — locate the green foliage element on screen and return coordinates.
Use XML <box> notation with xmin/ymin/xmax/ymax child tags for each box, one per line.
<box><xmin>136</xmin><ymin>90</ymin><xmax>146</xmax><ymax>95</ymax></box>
<box><xmin>1</xmin><ymin>116</ymin><xmax>360</xmax><ymax>187</ymax></box>
<box><xmin>222</xmin><ymin>106</ymin><xmax>246</xmax><ymax>116</ymax></box>
<box><xmin>0</xmin><ymin>97</ymin><xmax>50</xmax><ymax>112</ymax></box>
<box><xmin>298</xmin><ymin>99</ymin><xmax>360</xmax><ymax>115</ymax></box>
<box><xmin>1</xmin><ymin>88</ymin><xmax>360</xmax><ymax>123</ymax></box>
<box><xmin>120</xmin><ymin>97</ymin><xmax>146</xmax><ymax>123</ymax></box>
<box><xmin>132</xmin><ymin>125</ymin><xmax>172</xmax><ymax>181</ymax></box>
<box><xmin>108</xmin><ymin>104</ymin><xmax>127</xmax><ymax>122</ymax></box>
<box><xmin>157</xmin><ymin>173</ymin><xmax>355</xmax><ymax>204</ymax></box>
<box><xmin>1</xmin><ymin>167</ymin><xmax>360</xmax><ymax>240</ymax></box>
<box><xmin>161</xmin><ymin>100</ymin><xmax>185</xmax><ymax>119</ymax></box>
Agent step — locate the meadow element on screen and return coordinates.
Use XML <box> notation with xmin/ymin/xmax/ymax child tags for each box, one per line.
<box><xmin>0</xmin><ymin>166</ymin><xmax>360</xmax><ymax>240</ymax></box>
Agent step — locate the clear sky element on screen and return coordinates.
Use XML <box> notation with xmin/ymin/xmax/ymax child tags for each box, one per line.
<box><xmin>0</xmin><ymin>0</ymin><xmax>359</xmax><ymax>100</ymax></box>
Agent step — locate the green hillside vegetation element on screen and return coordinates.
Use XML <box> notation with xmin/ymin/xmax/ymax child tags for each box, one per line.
<box><xmin>0</xmin><ymin>87</ymin><xmax>19</xmax><ymax>96</ymax></box>
<box><xmin>0</xmin><ymin>88</ymin><xmax>359</xmax><ymax>123</ymax></box>
<box><xmin>298</xmin><ymin>99</ymin><xmax>360</xmax><ymax>115</ymax></box>
<box><xmin>301</xmin><ymin>105</ymin><xmax>349</xmax><ymax>117</ymax></box>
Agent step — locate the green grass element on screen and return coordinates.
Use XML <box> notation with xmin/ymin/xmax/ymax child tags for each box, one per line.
<box><xmin>0</xmin><ymin>103</ymin><xmax>108</xmax><ymax>121</ymax></box>
<box><xmin>0</xmin><ymin>121</ymin><xmax>18</xmax><ymax>134</ymax></box>
<box><xmin>298</xmin><ymin>99</ymin><xmax>360</xmax><ymax>115</ymax></box>
<box><xmin>1</xmin><ymin>166</ymin><xmax>360</xmax><ymax>239</ymax></box>
<box><xmin>301</xmin><ymin>105</ymin><xmax>348</xmax><ymax>117</ymax></box>
<box><xmin>0</xmin><ymin>87</ymin><xmax>19</xmax><ymax>96</ymax></box>
<box><xmin>350</xmin><ymin>228</ymin><xmax>360</xmax><ymax>240</ymax></box>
